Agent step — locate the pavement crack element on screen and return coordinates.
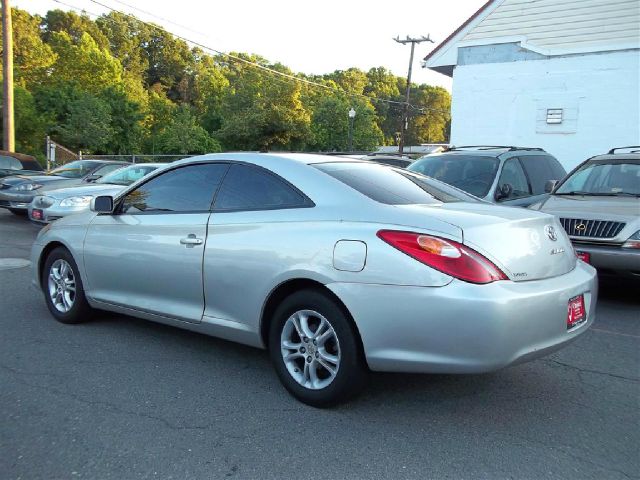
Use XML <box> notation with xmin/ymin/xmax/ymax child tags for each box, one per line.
<box><xmin>544</xmin><ymin>359</ymin><xmax>639</xmax><ymax>383</ymax></box>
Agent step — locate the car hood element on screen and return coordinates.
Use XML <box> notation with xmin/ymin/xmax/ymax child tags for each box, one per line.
<box><xmin>0</xmin><ymin>175</ymin><xmax>86</xmax><ymax>189</ymax></box>
<box><xmin>393</xmin><ymin>202</ymin><xmax>576</xmax><ymax>282</ymax></box>
<box><xmin>43</xmin><ymin>183</ymin><xmax>126</xmax><ymax>199</ymax></box>
<box><xmin>536</xmin><ymin>195</ymin><xmax>640</xmax><ymax>222</ymax></box>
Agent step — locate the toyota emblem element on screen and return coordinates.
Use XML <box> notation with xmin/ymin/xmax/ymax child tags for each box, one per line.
<box><xmin>545</xmin><ymin>225</ymin><xmax>558</xmax><ymax>241</ymax></box>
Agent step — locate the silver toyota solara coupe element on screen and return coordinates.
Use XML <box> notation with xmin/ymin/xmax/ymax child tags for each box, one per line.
<box><xmin>31</xmin><ymin>153</ymin><xmax>598</xmax><ymax>406</ymax></box>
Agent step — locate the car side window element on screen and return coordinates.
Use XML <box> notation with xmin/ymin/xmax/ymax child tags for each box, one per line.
<box><xmin>92</xmin><ymin>163</ymin><xmax>127</xmax><ymax>177</ymax></box>
<box><xmin>519</xmin><ymin>156</ymin><xmax>565</xmax><ymax>195</ymax></box>
<box><xmin>0</xmin><ymin>155</ymin><xmax>21</xmax><ymax>169</ymax></box>
<box><xmin>120</xmin><ymin>163</ymin><xmax>229</xmax><ymax>214</ymax></box>
<box><xmin>214</xmin><ymin>164</ymin><xmax>309</xmax><ymax>211</ymax></box>
<box><xmin>497</xmin><ymin>158</ymin><xmax>531</xmax><ymax>200</ymax></box>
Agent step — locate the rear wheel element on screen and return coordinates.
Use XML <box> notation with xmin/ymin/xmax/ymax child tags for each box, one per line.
<box><xmin>42</xmin><ymin>247</ymin><xmax>94</xmax><ymax>324</ymax></box>
<box><xmin>269</xmin><ymin>289</ymin><xmax>368</xmax><ymax>407</ymax></box>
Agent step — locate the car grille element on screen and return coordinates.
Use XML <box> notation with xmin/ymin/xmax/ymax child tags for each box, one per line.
<box><xmin>559</xmin><ymin>218</ymin><xmax>626</xmax><ymax>239</ymax></box>
<box><xmin>0</xmin><ymin>200</ymin><xmax>9</xmax><ymax>207</ymax></box>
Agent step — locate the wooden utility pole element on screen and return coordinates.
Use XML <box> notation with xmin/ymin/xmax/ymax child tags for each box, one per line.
<box><xmin>2</xmin><ymin>0</ymin><xmax>14</xmax><ymax>151</ymax></box>
<box><xmin>394</xmin><ymin>35</ymin><xmax>433</xmax><ymax>154</ymax></box>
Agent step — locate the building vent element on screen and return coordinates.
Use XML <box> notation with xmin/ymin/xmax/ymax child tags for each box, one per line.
<box><xmin>546</xmin><ymin>108</ymin><xmax>563</xmax><ymax>124</ymax></box>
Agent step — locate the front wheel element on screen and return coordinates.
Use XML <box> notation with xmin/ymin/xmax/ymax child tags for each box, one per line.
<box><xmin>42</xmin><ymin>247</ymin><xmax>94</xmax><ymax>324</ymax></box>
<box><xmin>269</xmin><ymin>289</ymin><xmax>368</xmax><ymax>407</ymax></box>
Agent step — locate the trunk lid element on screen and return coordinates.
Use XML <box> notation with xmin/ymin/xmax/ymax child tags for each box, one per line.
<box><xmin>394</xmin><ymin>202</ymin><xmax>576</xmax><ymax>282</ymax></box>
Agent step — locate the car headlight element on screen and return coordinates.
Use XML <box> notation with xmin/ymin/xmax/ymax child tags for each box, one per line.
<box><xmin>16</xmin><ymin>183</ymin><xmax>43</xmax><ymax>191</ymax></box>
<box><xmin>59</xmin><ymin>195</ymin><xmax>94</xmax><ymax>207</ymax></box>
<box><xmin>622</xmin><ymin>230</ymin><xmax>640</xmax><ymax>249</ymax></box>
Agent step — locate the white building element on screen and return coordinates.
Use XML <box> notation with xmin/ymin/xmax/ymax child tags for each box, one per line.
<box><xmin>423</xmin><ymin>0</ymin><xmax>640</xmax><ymax>169</ymax></box>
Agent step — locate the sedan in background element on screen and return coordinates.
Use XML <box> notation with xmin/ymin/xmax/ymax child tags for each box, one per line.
<box><xmin>0</xmin><ymin>160</ymin><xmax>128</xmax><ymax>216</ymax></box>
<box><xmin>29</xmin><ymin>163</ymin><xmax>163</xmax><ymax>224</ymax></box>
<box><xmin>32</xmin><ymin>153</ymin><xmax>596</xmax><ymax>406</ymax></box>
<box><xmin>408</xmin><ymin>146</ymin><xmax>566</xmax><ymax>206</ymax></box>
<box><xmin>531</xmin><ymin>148</ymin><xmax>640</xmax><ymax>277</ymax></box>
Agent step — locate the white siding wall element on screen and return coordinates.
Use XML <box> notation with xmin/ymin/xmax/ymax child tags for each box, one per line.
<box><xmin>463</xmin><ymin>0</ymin><xmax>640</xmax><ymax>53</ymax></box>
<box><xmin>450</xmin><ymin>49</ymin><xmax>640</xmax><ymax>169</ymax></box>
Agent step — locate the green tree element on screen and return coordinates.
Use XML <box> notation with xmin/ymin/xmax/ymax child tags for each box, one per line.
<box><xmin>309</xmin><ymin>96</ymin><xmax>383</xmax><ymax>151</ymax></box>
<box><xmin>156</xmin><ymin>105</ymin><xmax>220</xmax><ymax>154</ymax></box>
<box><xmin>100</xmin><ymin>87</ymin><xmax>144</xmax><ymax>154</ymax></box>
<box><xmin>217</xmin><ymin>55</ymin><xmax>311</xmax><ymax>151</ymax></box>
<box><xmin>42</xmin><ymin>9</ymin><xmax>109</xmax><ymax>50</ymax></box>
<box><xmin>57</xmin><ymin>91</ymin><xmax>113</xmax><ymax>152</ymax></box>
<box><xmin>0</xmin><ymin>9</ymin><xmax>56</xmax><ymax>89</ymax></box>
<box><xmin>49</xmin><ymin>31</ymin><xmax>123</xmax><ymax>94</ymax></box>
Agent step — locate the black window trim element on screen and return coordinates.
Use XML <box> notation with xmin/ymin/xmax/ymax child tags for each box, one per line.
<box><xmin>112</xmin><ymin>160</ymin><xmax>315</xmax><ymax>216</ymax></box>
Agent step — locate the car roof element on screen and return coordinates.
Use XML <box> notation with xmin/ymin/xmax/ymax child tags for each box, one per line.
<box><xmin>586</xmin><ymin>154</ymin><xmax>640</xmax><ymax>162</ymax></box>
<box><xmin>173</xmin><ymin>152</ymin><xmax>370</xmax><ymax>167</ymax></box>
<box><xmin>0</xmin><ymin>150</ymin><xmax>37</xmax><ymax>162</ymax></box>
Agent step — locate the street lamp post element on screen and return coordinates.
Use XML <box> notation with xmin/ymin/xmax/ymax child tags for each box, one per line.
<box><xmin>348</xmin><ymin>108</ymin><xmax>356</xmax><ymax>152</ymax></box>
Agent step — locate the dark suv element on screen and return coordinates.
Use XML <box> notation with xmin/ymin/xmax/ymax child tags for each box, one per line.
<box><xmin>408</xmin><ymin>146</ymin><xmax>566</xmax><ymax>207</ymax></box>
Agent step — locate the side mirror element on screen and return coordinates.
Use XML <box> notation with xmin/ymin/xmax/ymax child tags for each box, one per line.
<box><xmin>91</xmin><ymin>195</ymin><xmax>114</xmax><ymax>214</ymax></box>
<box><xmin>545</xmin><ymin>179</ymin><xmax>559</xmax><ymax>193</ymax></box>
<box><xmin>85</xmin><ymin>174</ymin><xmax>101</xmax><ymax>183</ymax></box>
<box><xmin>496</xmin><ymin>183</ymin><xmax>513</xmax><ymax>200</ymax></box>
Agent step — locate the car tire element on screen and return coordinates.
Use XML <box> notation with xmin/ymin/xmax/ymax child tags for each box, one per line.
<box><xmin>42</xmin><ymin>247</ymin><xmax>94</xmax><ymax>324</ymax></box>
<box><xmin>269</xmin><ymin>289</ymin><xmax>368</xmax><ymax>407</ymax></box>
<box><xmin>8</xmin><ymin>208</ymin><xmax>26</xmax><ymax>216</ymax></box>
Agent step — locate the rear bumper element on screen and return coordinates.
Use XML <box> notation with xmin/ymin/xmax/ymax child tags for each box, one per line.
<box><xmin>573</xmin><ymin>243</ymin><xmax>640</xmax><ymax>274</ymax></box>
<box><xmin>328</xmin><ymin>261</ymin><xmax>597</xmax><ymax>374</ymax></box>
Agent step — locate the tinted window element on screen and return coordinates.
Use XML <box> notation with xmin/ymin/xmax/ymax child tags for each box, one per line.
<box><xmin>214</xmin><ymin>164</ymin><xmax>308</xmax><ymax>211</ymax></box>
<box><xmin>408</xmin><ymin>155</ymin><xmax>499</xmax><ymax>198</ymax></box>
<box><xmin>316</xmin><ymin>162</ymin><xmax>479</xmax><ymax>204</ymax></box>
<box><xmin>519</xmin><ymin>155</ymin><xmax>566</xmax><ymax>195</ymax></box>
<box><xmin>497</xmin><ymin>158</ymin><xmax>531</xmax><ymax>200</ymax></box>
<box><xmin>50</xmin><ymin>160</ymin><xmax>101</xmax><ymax>178</ymax></box>
<box><xmin>0</xmin><ymin>155</ymin><xmax>22</xmax><ymax>170</ymax></box>
<box><xmin>121</xmin><ymin>163</ymin><xmax>228</xmax><ymax>214</ymax></box>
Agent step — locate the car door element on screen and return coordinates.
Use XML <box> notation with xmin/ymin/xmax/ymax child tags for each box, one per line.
<box><xmin>83</xmin><ymin>162</ymin><xmax>229</xmax><ymax>323</ymax></box>
<box><xmin>202</xmin><ymin>163</ymin><xmax>314</xmax><ymax>331</ymax></box>
<box><xmin>494</xmin><ymin>158</ymin><xmax>533</xmax><ymax>206</ymax></box>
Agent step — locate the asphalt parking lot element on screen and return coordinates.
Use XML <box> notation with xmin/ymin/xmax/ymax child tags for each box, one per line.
<box><xmin>0</xmin><ymin>209</ymin><xmax>638</xmax><ymax>480</ymax></box>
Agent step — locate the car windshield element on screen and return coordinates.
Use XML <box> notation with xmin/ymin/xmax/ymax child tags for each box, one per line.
<box><xmin>315</xmin><ymin>162</ymin><xmax>480</xmax><ymax>205</ymax></box>
<box><xmin>408</xmin><ymin>155</ymin><xmax>499</xmax><ymax>198</ymax></box>
<box><xmin>555</xmin><ymin>160</ymin><xmax>640</xmax><ymax>196</ymax></box>
<box><xmin>96</xmin><ymin>164</ymin><xmax>160</xmax><ymax>186</ymax></box>
<box><xmin>49</xmin><ymin>160</ymin><xmax>101</xmax><ymax>178</ymax></box>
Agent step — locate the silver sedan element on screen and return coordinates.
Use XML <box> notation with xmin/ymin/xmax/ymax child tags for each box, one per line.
<box><xmin>31</xmin><ymin>153</ymin><xmax>598</xmax><ymax>406</ymax></box>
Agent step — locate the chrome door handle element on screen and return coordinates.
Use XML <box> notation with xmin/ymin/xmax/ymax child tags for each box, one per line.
<box><xmin>180</xmin><ymin>234</ymin><xmax>203</xmax><ymax>247</ymax></box>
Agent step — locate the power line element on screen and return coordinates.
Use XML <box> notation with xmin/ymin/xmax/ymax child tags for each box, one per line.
<box><xmin>49</xmin><ymin>0</ymin><xmax>449</xmax><ymax>115</ymax></box>
<box><xmin>87</xmin><ymin>0</ymin><xmax>448</xmax><ymax>114</ymax></box>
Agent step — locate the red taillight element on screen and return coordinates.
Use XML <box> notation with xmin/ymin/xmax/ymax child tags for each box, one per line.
<box><xmin>377</xmin><ymin>230</ymin><xmax>508</xmax><ymax>284</ymax></box>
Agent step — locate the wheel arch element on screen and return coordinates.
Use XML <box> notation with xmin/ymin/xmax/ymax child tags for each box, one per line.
<box><xmin>38</xmin><ymin>241</ymin><xmax>71</xmax><ymax>288</ymax></box>
<box><xmin>259</xmin><ymin>278</ymin><xmax>366</xmax><ymax>362</ymax></box>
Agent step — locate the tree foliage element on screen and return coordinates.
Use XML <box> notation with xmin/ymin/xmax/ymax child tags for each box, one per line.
<box><xmin>2</xmin><ymin>6</ymin><xmax>450</xmax><ymax>158</ymax></box>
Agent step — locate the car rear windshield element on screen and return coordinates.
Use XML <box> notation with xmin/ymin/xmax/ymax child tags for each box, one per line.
<box><xmin>407</xmin><ymin>155</ymin><xmax>499</xmax><ymax>198</ymax></box>
<box><xmin>315</xmin><ymin>162</ymin><xmax>479</xmax><ymax>205</ymax></box>
<box><xmin>49</xmin><ymin>160</ymin><xmax>101</xmax><ymax>178</ymax></box>
<box><xmin>556</xmin><ymin>160</ymin><xmax>640</xmax><ymax>196</ymax></box>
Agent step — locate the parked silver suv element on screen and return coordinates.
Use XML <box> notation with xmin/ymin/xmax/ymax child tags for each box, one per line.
<box><xmin>408</xmin><ymin>146</ymin><xmax>566</xmax><ymax>207</ymax></box>
<box><xmin>530</xmin><ymin>147</ymin><xmax>640</xmax><ymax>277</ymax></box>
